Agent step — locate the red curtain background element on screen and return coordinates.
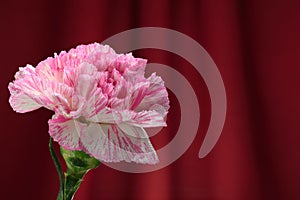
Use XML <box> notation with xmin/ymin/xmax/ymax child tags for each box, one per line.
<box><xmin>1</xmin><ymin>0</ymin><xmax>299</xmax><ymax>199</ymax></box>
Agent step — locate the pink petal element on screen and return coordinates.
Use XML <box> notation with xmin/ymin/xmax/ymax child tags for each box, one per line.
<box><xmin>80</xmin><ymin>123</ymin><xmax>158</xmax><ymax>164</ymax></box>
<box><xmin>127</xmin><ymin>110</ymin><xmax>166</xmax><ymax>128</ymax></box>
<box><xmin>14</xmin><ymin>64</ymin><xmax>36</xmax><ymax>79</ymax></box>
<box><xmin>87</xmin><ymin>108</ymin><xmax>117</xmax><ymax>124</ymax></box>
<box><xmin>35</xmin><ymin>56</ymin><xmax>64</xmax><ymax>82</ymax></box>
<box><xmin>8</xmin><ymin>65</ymin><xmax>42</xmax><ymax>113</ymax></box>
<box><xmin>74</xmin><ymin>63</ymin><xmax>98</xmax><ymax>98</ymax></box>
<box><xmin>76</xmin><ymin>74</ymin><xmax>96</xmax><ymax>98</ymax></box>
<box><xmin>48</xmin><ymin>116</ymin><xmax>84</xmax><ymax>151</ymax></box>
<box><xmin>129</xmin><ymin>82</ymin><xmax>149</xmax><ymax>110</ymax></box>
<box><xmin>8</xmin><ymin>88</ymin><xmax>41</xmax><ymax>113</ymax></box>
<box><xmin>10</xmin><ymin>74</ymin><xmax>84</xmax><ymax>118</ymax></box>
<box><xmin>84</xmin><ymin>88</ymin><xmax>108</xmax><ymax>120</ymax></box>
<box><xmin>70</xmin><ymin>43</ymin><xmax>117</xmax><ymax>71</ymax></box>
<box><xmin>135</xmin><ymin>73</ymin><xmax>169</xmax><ymax>117</ymax></box>
<box><xmin>87</xmin><ymin>108</ymin><xmax>165</xmax><ymax>128</ymax></box>
<box><xmin>115</xmin><ymin>53</ymin><xmax>147</xmax><ymax>78</ymax></box>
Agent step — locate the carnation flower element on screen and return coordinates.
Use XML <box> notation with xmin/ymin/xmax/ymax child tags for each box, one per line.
<box><xmin>8</xmin><ymin>43</ymin><xmax>169</xmax><ymax>164</ymax></box>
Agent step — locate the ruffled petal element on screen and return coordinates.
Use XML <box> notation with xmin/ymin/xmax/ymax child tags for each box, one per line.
<box><xmin>70</xmin><ymin>43</ymin><xmax>117</xmax><ymax>71</ymax></box>
<box><xmin>80</xmin><ymin>123</ymin><xmax>158</xmax><ymax>164</ymax></box>
<box><xmin>10</xmin><ymin>73</ymin><xmax>84</xmax><ymax>118</ymax></box>
<box><xmin>127</xmin><ymin>110</ymin><xmax>166</xmax><ymax>128</ymax></box>
<box><xmin>8</xmin><ymin>87</ymin><xmax>41</xmax><ymax>113</ymax></box>
<box><xmin>14</xmin><ymin>64</ymin><xmax>36</xmax><ymax>79</ymax></box>
<box><xmin>129</xmin><ymin>82</ymin><xmax>149</xmax><ymax>110</ymax></box>
<box><xmin>48</xmin><ymin>116</ymin><xmax>84</xmax><ymax>151</ymax></box>
<box><xmin>87</xmin><ymin>108</ymin><xmax>117</xmax><ymax>124</ymax></box>
<box><xmin>87</xmin><ymin>108</ymin><xmax>165</xmax><ymax>128</ymax></box>
<box><xmin>84</xmin><ymin>88</ymin><xmax>108</xmax><ymax>121</ymax></box>
<box><xmin>35</xmin><ymin>56</ymin><xmax>65</xmax><ymax>82</ymax></box>
<box><xmin>115</xmin><ymin>53</ymin><xmax>147</xmax><ymax>79</ymax></box>
<box><xmin>135</xmin><ymin>73</ymin><xmax>169</xmax><ymax>117</ymax></box>
<box><xmin>76</xmin><ymin>73</ymin><xmax>96</xmax><ymax>98</ymax></box>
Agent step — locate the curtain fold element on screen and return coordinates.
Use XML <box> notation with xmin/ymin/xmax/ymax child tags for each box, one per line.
<box><xmin>1</xmin><ymin>0</ymin><xmax>299</xmax><ymax>199</ymax></box>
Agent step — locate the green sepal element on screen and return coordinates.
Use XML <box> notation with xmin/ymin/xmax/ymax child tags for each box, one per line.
<box><xmin>60</xmin><ymin>148</ymin><xmax>100</xmax><ymax>200</ymax></box>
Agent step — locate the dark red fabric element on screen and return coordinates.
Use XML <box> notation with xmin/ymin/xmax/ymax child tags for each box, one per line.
<box><xmin>1</xmin><ymin>0</ymin><xmax>299</xmax><ymax>199</ymax></box>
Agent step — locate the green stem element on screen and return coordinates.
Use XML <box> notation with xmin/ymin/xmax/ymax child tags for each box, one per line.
<box><xmin>49</xmin><ymin>138</ymin><xmax>64</xmax><ymax>200</ymax></box>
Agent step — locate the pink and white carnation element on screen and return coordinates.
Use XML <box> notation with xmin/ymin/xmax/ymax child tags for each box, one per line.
<box><xmin>8</xmin><ymin>43</ymin><xmax>169</xmax><ymax>164</ymax></box>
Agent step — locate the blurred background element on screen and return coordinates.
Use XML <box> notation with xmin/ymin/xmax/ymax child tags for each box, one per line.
<box><xmin>1</xmin><ymin>0</ymin><xmax>300</xmax><ymax>199</ymax></box>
